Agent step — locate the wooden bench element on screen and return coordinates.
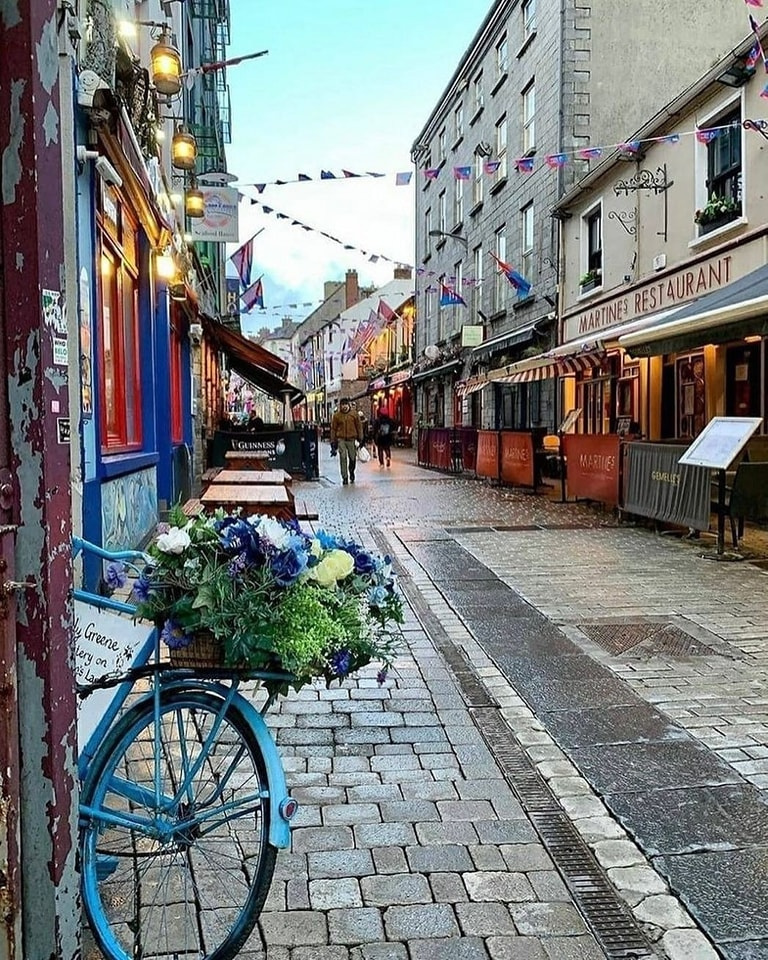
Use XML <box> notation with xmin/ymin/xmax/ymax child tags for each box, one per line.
<box><xmin>713</xmin><ymin>461</ymin><xmax>768</xmax><ymax>546</ymax></box>
<box><xmin>200</xmin><ymin>483</ymin><xmax>295</xmax><ymax>521</ymax></box>
<box><xmin>224</xmin><ymin>451</ymin><xmax>270</xmax><ymax>471</ymax></box>
<box><xmin>211</xmin><ymin>469</ymin><xmax>292</xmax><ymax>486</ymax></box>
<box><xmin>294</xmin><ymin>499</ymin><xmax>319</xmax><ymax>521</ymax></box>
<box><xmin>181</xmin><ymin>498</ymin><xmax>204</xmax><ymax>517</ymax></box>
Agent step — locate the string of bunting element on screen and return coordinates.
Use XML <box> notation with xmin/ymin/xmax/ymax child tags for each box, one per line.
<box><xmin>240</xmin><ymin>169</ymin><xmax>415</xmax><ymax>192</ymax></box>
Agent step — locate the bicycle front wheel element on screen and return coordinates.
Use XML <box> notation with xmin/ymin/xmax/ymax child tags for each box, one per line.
<box><xmin>80</xmin><ymin>689</ymin><xmax>277</xmax><ymax>960</ymax></box>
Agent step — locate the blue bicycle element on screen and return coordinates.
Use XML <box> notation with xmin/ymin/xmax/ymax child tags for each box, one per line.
<box><xmin>73</xmin><ymin>537</ymin><xmax>298</xmax><ymax>960</ymax></box>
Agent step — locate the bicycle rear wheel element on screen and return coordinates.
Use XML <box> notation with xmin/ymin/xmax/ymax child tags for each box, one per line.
<box><xmin>80</xmin><ymin>689</ymin><xmax>277</xmax><ymax>960</ymax></box>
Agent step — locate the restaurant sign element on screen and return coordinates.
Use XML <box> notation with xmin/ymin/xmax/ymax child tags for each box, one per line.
<box><xmin>564</xmin><ymin>254</ymin><xmax>733</xmax><ymax>343</ymax></box>
<box><xmin>500</xmin><ymin>432</ymin><xmax>534</xmax><ymax>487</ymax></box>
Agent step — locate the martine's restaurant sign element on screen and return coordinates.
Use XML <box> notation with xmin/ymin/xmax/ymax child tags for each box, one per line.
<box><xmin>563</xmin><ymin>254</ymin><xmax>733</xmax><ymax>343</ymax></box>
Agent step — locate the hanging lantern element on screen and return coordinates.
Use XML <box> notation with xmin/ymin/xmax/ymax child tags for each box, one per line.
<box><xmin>150</xmin><ymin>27</ymin><xmax>182</xmax><ymax>96</ymax></box>
<box><xmin>155</xmin><ymin>250</ymin><xmax>176</xmax><ymax>281</ymax></box>
<box><xmin>185</xmin><ymin>181</ymin><xmax>205</xmax><ymax>218</ymax></box>
<box><xmin>171</xmin><ymin>126</ymin><xmax>197</xmax><ymax>170</ymax></box>
<box><xmin>169</xmin><ymin>282</ymin><xmax>187</xmax><ymax>301</ymax></box>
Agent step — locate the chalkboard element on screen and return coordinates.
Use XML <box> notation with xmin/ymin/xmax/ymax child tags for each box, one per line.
<box><xmin>559</xmin><ymin>408</ymin><xmax>582</xmax><ymax>434</ymax></box>
<box><xmin>678</xmin><ymin>417</ymin><xmax>762</xmax><ymax>470</ymax></box>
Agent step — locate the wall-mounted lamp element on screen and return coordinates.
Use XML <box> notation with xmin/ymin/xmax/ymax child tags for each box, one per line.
<box><xmin>155</xmin><ymin>249</ymin><xmax>177</xmax><ymax>280</ymax></box>
<box><xmin>717</xmin><ymin>62</ymin><xmax>756</xmax><ymax>88</ymax></box>
<box><xmin>168</xmin><ymin>282</ymin><xmax>187</xmax><ymax>301</ymax></box>
<box><xmin>428</xmin><ymin>229</ymin><xmax>468</xmax><ymax>247</ymax></box>
<box><xmin>150</xmin><ymin>25</ymin><xmax>182</xmax><ymax>96</ymax></box>
<box><xmin>171</xmin><ymin>125</ymin><xmax>197</xmax><ymax>170</ymax></box>
<box><xmin>184</xmin><ymin>180</ymin><xmax>205</xmax><ymax>218</ymax></box>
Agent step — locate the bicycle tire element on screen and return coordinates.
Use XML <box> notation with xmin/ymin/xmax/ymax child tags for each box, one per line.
<box><xmin>80</xmin><ymin>688</ymin><xmax>277</xmax><ymax>960</ymax></box>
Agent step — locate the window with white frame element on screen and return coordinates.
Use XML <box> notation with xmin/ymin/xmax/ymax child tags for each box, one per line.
<box><xmin>522</xmin><ymin>0</ymin><xmax>536</xmax><ymax>39</ymax></box>
<box><xmin>472</xmin><ymin>244</ymin><xmax>483</xmax><ymax>316</ymax></box>
<box><xmin>703</xmin><ymin>105</ymin><xmax>742</xmax><ymax>227</ymax></box>
<box><xmin>438</xmin><ymin>191</ymin><xmax>447</xmax><ymax>232</ymax></box>
<box><xmin>438</xmin><ymin>128</ymin><xmax>447</xmax><ymax>161</ymax></box>
<box><xmin>473</xmin><ymin>154</ymin><xmax>484</xmax><ymax>206</ymax></box>
<box><xmin>582</xmin><ymin>205</ymin><xmax>603</xmax><ymax>287</ymax></box>
<box><xmin>523</xmin><ymin>81</ymin><xmax>535</xmax><ymax>153</ymax></box>
<box><xmin>454</xmin><ymin>102</ymin><xmax>464</xmax><ymax>143</ymax></box>
<box><xmin>473</xmin><ymin>73</ymin><xmax>484</xmax><ymax>114</ymax></box>
<box><xmin>496</xmin><ymin>34</ymin><xmax>509</xmax><ymax>78</ymax></box>
<box><xmin>496</xmin><ymin>115</ymin><xmax>508</xmax><ymax>179</ymax></box>
<box><xmin>424</xmin><ymin>207</ymin><xmax>432</xmax><ymax>258</ymax></box>
<box><xmin>521</xmin><ymin>202</ymin><xmax>534</xmax><ymax>275</ymax></box>
<box><xmin>493</xmin><ymin>229</ymin><xmax>507</xmax><ymax>313</ymax></box>
<box><xmin>454</xmin><ymin>175</ymin><xmax>464</xmax><ymax>225</ymax></box>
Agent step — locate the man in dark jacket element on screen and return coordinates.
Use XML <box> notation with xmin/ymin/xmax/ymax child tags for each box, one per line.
<box><xmin>330</xmin><ymin>400</ymin><xmax>363</xmax><ymax>484</ymax></box>
<box><xmin>373</xmin><ymin>407</ymin><xmax>395</xmax><ymax>467</ymax></box>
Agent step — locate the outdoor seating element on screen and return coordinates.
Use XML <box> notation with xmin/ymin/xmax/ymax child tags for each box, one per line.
<box><xmin>713</xmin><ymin>461</ymin><xmax>768</xmax><ymax>547</ymax></box>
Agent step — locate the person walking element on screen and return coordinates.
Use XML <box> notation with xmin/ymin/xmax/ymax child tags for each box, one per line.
<box><xmin>330</xmin><ymin>399</ymin><xmax>363</xmax><ymax>485</ymax></box>
<box><xmin>373</xmin><ymin>407</ymin><xmax>395</xmax><ymax>467</ymax></box>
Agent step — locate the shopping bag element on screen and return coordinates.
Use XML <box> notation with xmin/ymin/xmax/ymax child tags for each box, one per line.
<box><xmin>357</xmin><ymin>445</ymin><xmax>371</xmax><ymax>463</ymax></box>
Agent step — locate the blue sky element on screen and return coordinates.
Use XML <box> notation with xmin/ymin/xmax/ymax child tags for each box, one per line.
<box><xmin>224</xmin><ymin>0</ymin><xmax>490</xmax><ymax>333</ymax></box>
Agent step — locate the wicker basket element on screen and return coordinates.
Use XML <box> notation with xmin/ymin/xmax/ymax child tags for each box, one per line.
<box><xmin>169</xmin><ymin>631</ymin><xmax>224</xmax><ymax>669</ymax></box>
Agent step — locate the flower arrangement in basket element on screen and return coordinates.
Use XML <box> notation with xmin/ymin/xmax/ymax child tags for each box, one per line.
<box><xmin>124</xmin><ymin>505</ymin><xmax>403</xmax><ymax>693</ymax></box>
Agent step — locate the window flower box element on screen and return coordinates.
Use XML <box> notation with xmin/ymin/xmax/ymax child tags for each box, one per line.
<box><xmin>579</xmin><ymin>270</ymin><xmax>601</xmax><ymax>293</ymax></box>
<box><xmin>695</xmin><ymin>197</ymin><xmax>741</xmax><ymax>235</ymax></box>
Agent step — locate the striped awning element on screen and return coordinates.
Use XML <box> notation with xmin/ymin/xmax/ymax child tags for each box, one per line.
<box><xmin>455</xmin><ymin>376</ymin><xmax>488</xmax><ymax>397</ymax></box>
<box><xmin>489</xmin><ymin>349</ymin><xmax>605</xmax><ymax>385</ymax></box>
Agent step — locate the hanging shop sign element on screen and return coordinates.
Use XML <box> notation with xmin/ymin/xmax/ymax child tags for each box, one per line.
<box><xmin>190</xmin><ymin>186</ymin><xmax>240</xmax><ymax>242</ymax></box>
<box><xmin>461</xmin><ymin>325</ymin><xmax>484</xmax><ymax>347</ymax></box>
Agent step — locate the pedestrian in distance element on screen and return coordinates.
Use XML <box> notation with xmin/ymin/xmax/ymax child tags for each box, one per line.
<box><xmin>373</xmin><ymin>406</ymin><xmax>395</xmax><ymax>468</ymax></box>
<box><xmin>330</xmin><ymin>399</ymin><xmax>363</xmax><ymax>485</ymax></box>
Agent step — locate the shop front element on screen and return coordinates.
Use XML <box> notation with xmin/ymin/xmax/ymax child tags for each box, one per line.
<box><xmin>367</xmin><ymin>368</ymin><xmax>414</xmax><ymax>443</ymax></box>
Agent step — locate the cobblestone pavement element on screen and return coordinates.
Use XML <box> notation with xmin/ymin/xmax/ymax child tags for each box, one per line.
<box><xmin>84</xmin><ymin>444</ymin><xmax>768</xmax><ymax>958</ymax></box>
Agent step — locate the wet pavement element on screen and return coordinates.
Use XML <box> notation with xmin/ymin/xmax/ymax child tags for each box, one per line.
<box><xmin>84</xmin><ymin>443</ymin><xmax>768</xmax><ymax>958</ymax></box>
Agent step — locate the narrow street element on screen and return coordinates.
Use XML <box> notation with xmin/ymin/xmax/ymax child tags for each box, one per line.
<box><xmin>137</xmin><ymin>446</ymin><xmax>768</xmax><ymax>959</ymax></box>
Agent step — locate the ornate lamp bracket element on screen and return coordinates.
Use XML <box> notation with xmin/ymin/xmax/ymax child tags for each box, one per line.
<box><xmin>608</xmin><ymin>210</ymin><xmax>637</xmax><ymax>236</ymax></box>
<box><xmin>614</xmin><ymin>166</ymin><xmax>673</xmax><ymax>196</ymax></box>
<box><xmin>743</xmin><ymin>119</ymin><xmax>768</xmax><ymax>142</ymax></box>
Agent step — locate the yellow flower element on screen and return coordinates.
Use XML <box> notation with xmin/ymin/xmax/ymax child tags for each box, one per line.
<box><xmin>307</xmin><ymin>549</ymin><xmax>354</xmax><ymax>587</ymax></box>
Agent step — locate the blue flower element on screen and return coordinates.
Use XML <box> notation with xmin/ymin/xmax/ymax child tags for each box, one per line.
<box><xmin>271</xmin><ymin>547</ymin><xmax>308</xmax><ymax>586</ymax></box>
<box><xmin>329</xmin><ymin>648</ymin><xmax>352</xmax><ymax>677</ymax></box>
<box><xmin>368</xmin><ymin>585</ymin><xmax>389</xmax><ymax>608</ymax></box>
<box><xmin>228</xmin><ymin>552</ymin><xmax>248</xmax><ymax>578</ymax></box>
<box><xmin>316</xmin><ymin>530</ymin><xmax>342</xmax><ymax>550</ymax></box>
<box><xmin>353</xmin><ymin>551</ymin><xmax>376</xmax><ymax>575</ymax></box>
<box><xmin>131</xmin><ymin>573</ymin><xmax>152</xmax><ymax>602</ymax></box>
<box><xmin>160</xmin><ymin>619</ymin><xmax>192</xmax><ymax>650</ymax></box>
<box><xmin>377</xmin><ymin>669</ymin><xmax>389</xmax><ymax>685</ymax></box>
<box><xmin>105</xmin><ymin>561</ymin><xmax>127</xmax><ymax>591</ymax></box>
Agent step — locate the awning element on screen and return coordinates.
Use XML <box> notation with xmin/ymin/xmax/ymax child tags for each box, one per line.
<box><xmin>411</xmin><ymin>358</ymin><xmax>464</xmax><ymax>383</ymax></box>
<box><xmin>471</xmin><ymin>319</ymin><xmax>543</xmax><ymax>359</ymax></box>
<box><xmin>488</xmin><ymin>349</ymin><xmax>605</xmax><ymax>385</ymax></box>
<box><xmin>619</xmin><ymin>263</ymin><xmax>768</xmax><ymax>357</ymax></box>
<box><xmin>203</xmin><ymin>318</ymin><xmax>304</xmax><ymax>405</ymax></box>
<box><xmin>455</xmin><ymin>376</ymin><xmax>488</xmax><ymax>397</ymax></box>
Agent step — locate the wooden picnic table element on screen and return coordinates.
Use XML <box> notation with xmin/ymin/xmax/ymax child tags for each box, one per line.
<box><xmin>200</xmin><ymin>483</ymin><xmax>295</xmax><ymax>521</ymax></box>
<box><xmin>210</xmin><ymin>469</ymin><xmax>292</xmax><ymax>486</ymax></box>
<box><xmin>224</xmin><ymin>451</ymin><xmax>270</xmax><ymax>470</ymax></box>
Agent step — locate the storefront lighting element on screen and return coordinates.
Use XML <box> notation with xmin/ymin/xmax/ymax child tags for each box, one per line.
<box><xmin>169</xmin><ymin>282</ymin><xmax>187</xmax><ymax>302</ymax></box>
<box><xmin>171</xmin><ymin>126</ymin><xmax>197</xmax><ymax>170</ymax></box>
<box><xmin>744</xmin><ymin>335</ymin><xmax>762</xmax><ymax>343</ymax></box>
<box><xmin>150</xmin><ymin>26</ymin><xmax>182</xmax><ymax>96</ymax></box>
<box><xmin>155</xmin><ymin>127</ymin><xmax>166</xmax><ymax>142</ymax></box>
<box><xmin>170</xmin><ymin>191</ymin><xmax>183</xmax><ymax>204</ymax></box>
<box><xmin>155</xmin><ymin>250</ymin><xmax>177</xmax><ymax>280</ymax></box>
<box><xmin>184</xmin><ymin>181</ymin><xmax>205</xmax><ymax>218</ymax></box>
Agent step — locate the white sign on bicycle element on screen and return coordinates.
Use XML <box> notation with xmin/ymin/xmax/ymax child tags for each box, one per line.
<box><xmin>74</xmin><ymin>600</ymin><xmax>153</xmax><ymax>749</ymax></box>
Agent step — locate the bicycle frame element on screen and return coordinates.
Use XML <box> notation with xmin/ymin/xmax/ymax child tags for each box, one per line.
<box><xmin>73</xmin><ymin>537</ymin><xmax>294</xmax><ymax>850</ymax></box>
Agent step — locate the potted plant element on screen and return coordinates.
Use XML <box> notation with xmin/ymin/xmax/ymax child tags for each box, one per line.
<box><xmin>115</xmin><ymin>506</ymin><xmax>404</xmax><ymax>695</ymax></box>
<box><xmin>579</xmin><ymin>269</ymin><xmax>601</xmax><ymax>293</ymax></box>
<box><xmin>694</xmin><ymin>195</ymin><xmax>741</xmax><ymax>234</ymax></box>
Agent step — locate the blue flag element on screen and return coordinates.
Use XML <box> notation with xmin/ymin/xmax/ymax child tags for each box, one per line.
<box><xmin>439</xmin><ymin>281</ymin><xmax>466</xmax><ymax>307</ymax></box>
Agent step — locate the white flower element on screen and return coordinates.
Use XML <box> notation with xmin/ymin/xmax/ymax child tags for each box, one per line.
<box><xmin>253</xmin><ymin>516</ymin><xmax>292</xmax><ymax>550</ymax></box>
<box><xmin>156</xmin><ymin>527</ymin><xmax>191</xmax><ymax>554</ymax></box>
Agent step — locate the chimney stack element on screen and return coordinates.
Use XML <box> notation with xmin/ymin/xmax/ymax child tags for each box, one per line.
<box><xmin>345</xmin><ymin>269</ymin><xmax>360</xmax><ymax>308</ymax></box>
<box><xmin>393</xmin><ymin>265</ymin><xmax>412</xmax><ymax>280</ymax></box>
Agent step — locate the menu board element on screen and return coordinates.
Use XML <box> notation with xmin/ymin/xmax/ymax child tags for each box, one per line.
<box><xmin>559</xmin><ymin>408</ymin><xmax>582</xmax><ymax>434</ymax></box>
<box><xmin>678</xmin><ymin>417</ymin><xmax>762</xmax><ymax>470</ymax></box>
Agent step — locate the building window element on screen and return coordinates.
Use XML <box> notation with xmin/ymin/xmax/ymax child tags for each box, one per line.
<box><xmin>424</xmin><ymin>207</ymin><xmax>432</xmax><ymax>257</ymax></box>
<box><xmin>493</xmin><ymin>229</ymin><xmax>507</xmax><ymax>313</ymax></box>
<box><xmin>496</xmin><ymin>115</ymin><xmax>508</xmax><ymax>179</ymax></box>
<box><xmin>521</xmin><ymin>202</ymin><xmax>534</xmax><ymax>276</ymax></box>
<box><xmin>473</xmin><ymin>73</ymin><xmax>484</xmax><ymax>114</ymax></box>
<box><xmin>454</xmin><ymin>175</ymin><xmax>464</xmax><ymax>225</ymax></box>
<box><xmin>438</xmin><ymin>191</ymin><xmax>447</xmax><ymax>232</ymax></box>
<box><xmin>496</xmin><ymin>34</ymin><xmax>509</xmax><ymax>78</ymax></box>
<box><xmin>454</xmin><ymin>102</ymin><xmax>464</xmax><ymax>143</ymax></box>
<box><xmin>473</xmin><ymin>154</ymin><xmax>484</xmax><ymax>206</ymax></box>
<box><xmin>438</xmin><ymin>127</ymin><xmax>447</xmax><ymax>161</ymax></box>
<box><xmin>97</xmin><ymin>193</ymin><xmax>142</xmax><ymax>452</ymax></box>
<box><xmin>522</xmin><ymin>81</ymin><xmax>536</xmax><ymax>153</ymax></box>
<box><xmin>582</xmin><ymin>205</ymin><xmax>602</xmax><ymax>289</ymax></box>
<box><xmin>522</xmin><ymin>0</ymin><xmax>537</xmax><ymax>38</ymax></box>
<box><xmin>472</xmin><ymin>244</ymin><xmax>483</xmax><ymax>317</ymax></box>
<box><xmin>701</xmin><ymin>106</ymin><xmax>742</xmax><ymax>230</ymax></box>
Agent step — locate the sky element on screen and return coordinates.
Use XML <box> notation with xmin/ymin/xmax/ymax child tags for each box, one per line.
<box><xmin>223</xmin><ymin>0</ymin><xmax>491</xmax><ymax>334</ymax></box>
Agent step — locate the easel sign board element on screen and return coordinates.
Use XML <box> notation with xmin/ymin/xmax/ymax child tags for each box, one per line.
<box><xmin>559</xmin><ymin>408</ymin><xmax>582</xmax><ymax>434</ymax></box>
<box><xmin>678</xmin><ymin>417</ymin><xmax>763</xmax><ymax>470</ymax></box>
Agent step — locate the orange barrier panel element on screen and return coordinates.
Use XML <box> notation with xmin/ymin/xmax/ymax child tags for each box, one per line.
<box><xmin>500</xmin><ymin>431</ymin><xmax>535</xmax><ymax>487</ymax></box>
<box><xmin>563</xmin><ymin>433</ymin><xmax>621</xmax><ymax>505</ymax></box>
<box><xmin>476</xmin><ymin>430</ymin><xmax>500</xmax><ymax>480</ymax></box>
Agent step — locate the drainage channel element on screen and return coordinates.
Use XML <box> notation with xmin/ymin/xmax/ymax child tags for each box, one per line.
<box><xmin>378</xmin><ymin>530</ymin><xmax>657</xmax><ymax>960</ymax></box>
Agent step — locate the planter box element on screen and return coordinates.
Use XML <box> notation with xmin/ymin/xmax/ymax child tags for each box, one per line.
<box><xmin>697</xmin><ymin>211</ymin><xmax>739</xmax><ymax>235</ymax></box>
<box><xmin>580</xmin><ymin>277</ymin><xmax>600</xmax><ymax>293</ymax></box>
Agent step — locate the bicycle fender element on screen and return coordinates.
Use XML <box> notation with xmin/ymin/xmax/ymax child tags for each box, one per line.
<box><xmin>130</xmin><ymin>681</ymin><xmax>294</xmax><ymax>849</ymax></box>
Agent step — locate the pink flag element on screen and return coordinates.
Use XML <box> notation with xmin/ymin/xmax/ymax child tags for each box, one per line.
<box><xmin>424</xmin><ymin>168</ymin><xmax>441</xmax><ymax>179</ymax></box>
<box><xmin>695</xmin><ymin>128</ymin><xmax>719</xmax><ymax>143</ymax></box>
<box><xmin>577</xmin><ymin>147</ymin><xmax>603</xmax><ymax>160</ymax></box>
<box><xmin>453</xmin><ymin>166</ymin><xmax>472</xmax><ymax>180</ymax></box>
<box><xmin>378</xmin><ymin>298</ymin><xmax>398</xmax><ymax>327</ymax></box>
<box><xmin>515</xmin><ymin>157</ymin><xmax>535</xmax><ymax>173</ymax></box>
<box><xmin>483</xmin><ymin>160</ymin><xmax>501</xmax><ymax>174</ymax></box>
<box><xmin>230</xmin><ymin>235</ymin><xmax>255</xmax><ymax>286</ymax></box>
<box><xmin>545</xmin><ymin>153</ymin><xmax>568</xmax><ymax>168</ymax></box>
<box><xmin>240</xmin><ymin>277</ymin><xmax>264</xmax><ymax>311</ymax></box>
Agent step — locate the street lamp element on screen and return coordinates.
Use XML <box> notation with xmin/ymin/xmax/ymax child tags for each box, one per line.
<box><xmin>428</xmin><ymin>229</ymin><xmax>468</xmax><ymax>247</ymax></box>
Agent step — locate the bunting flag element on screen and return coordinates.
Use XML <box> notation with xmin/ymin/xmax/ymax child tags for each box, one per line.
<box><xmin>342</xmin><ymin>170</ymin><xmax>360</xmax><ymax>178</ymax></box>
<box><xmin>378</xmin><ymin>298</ymin><xmax>398</xmax><ymax>327</ymax></box>
<box><xmin>761</xmin><ymin>82</ymin><xmax>768</xmax><ymax>97</ymax></box>
<box><xmin>439</xmin><ymin>281</ymin><xmax>466</xmax><ymax>307</ymax></box>
<box><xmin>424</xmin><ymin>168</ymin><xmax>441</xmax><ymax>179</ymax></box>
<box><xmin>490</xmin><ymin>253</ymin><xmax>532</xmax><ymax>299</ymax></box>
<box><xmin>483</xmin><ymin>160</ymin><xmax>502</xmax><ymax>174</ymax></box>
<box><xmin>618</xmin><ymin>140</ymin><xmax>641</xmax><ymax>153</ymax></box>
<box><xmin>747</xmin><ymin>40</ymin><xmax>762</xmax><ymax>67</ymax></box>
<box><xmin>515</xmin><ymin>156</ymin><xmax>535</xmax><ymax>173</ymax></box>
<box><xmin>695</xmin><ymin>128</ymin><xmax>720</xmax><ymax>143</ymax></box>
<box><xmin>453</xmin><ymin>165</ymin><xmax>472</xmax><ymax>180</ymax></box>
<box><xmin>395</xmin><ymin>171</ymin><xmax>413</xmax><ymax>186</ymax></box>
<box><xmin>745</xmin><ymin>0</ymin><xmax>763</xmax><ymax>6</ymax></box>
<box><xmin>230</xmin><ymin>233</ymin><xmax>256</xmax><ymax>287</ymax></box>
<box><xmin>545</xmin><ymin>153</ymin><xmax>568</xmax><ymax>168</ymax></box>
<box><xmin>577</xmin><ymin>147</ymin><xmax>603</xmax><ymax>160</ymax></box>
<box><xmin>241</xmin><ymin>277</ymin><xmax>264</xmax><ymax>311</ymax></box>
